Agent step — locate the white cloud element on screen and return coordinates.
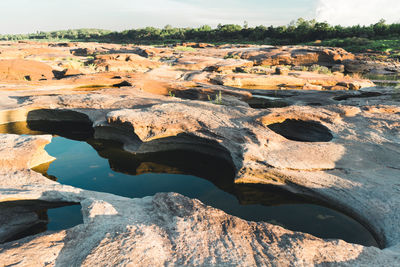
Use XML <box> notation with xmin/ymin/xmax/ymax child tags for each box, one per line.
<box><xmin>316</xmin><ymin>0</ymin><xmax>400</xmax><ymax>26</ymax></box>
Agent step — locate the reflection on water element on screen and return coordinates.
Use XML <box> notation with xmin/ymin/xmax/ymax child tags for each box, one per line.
<box><xmin>73</xmin><ymin>85</ymin><xmax>111</xmax><ymax>92</ymax></box>
<box><xmin>363</xmin><ymin>74</ymin><xmax>400</xmax><ymax>88</ymax></box>
<box><xmin>0</xmin><ymin>201</ymin><xmax>82</xmax><ymax>244</ymax></box>
<box><xmin>235</xmin><ymin>85</ymin><xmax>303</xmax><ymax>90</ymax></box>
<box><xmin>246</xmin><ymin>95</ymin><xmax>290</xmax><ymax>109</ymax></box>
<box><xmin>0</xmin><ymin>121</ymin><xmax>379</xmax><ymax>247</ymax></box>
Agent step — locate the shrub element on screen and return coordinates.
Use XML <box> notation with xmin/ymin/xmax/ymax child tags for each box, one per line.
<box><xmin>309</xmin><ymin>64</ymin><xmax>331</xmax><ymax>74</ymax></box>
<box><xmin>224</xmin><ymin>54</ymin><xmax>241</xmax><ymax>59</ymax></box>
<box><xmin>208</xmin><ymin>91</ymin><xmax>223</xmax><ymax>105</ymax></box>
<box><xmin>174</xmin><ymin>46</ymin><xmax>196</xmax><ymax>52</ymax></box>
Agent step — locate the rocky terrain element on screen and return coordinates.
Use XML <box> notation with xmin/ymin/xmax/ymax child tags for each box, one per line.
<box><xmin>0</xmin><ymin>41</ymin><xmax>399</xmax><ymax>266</ymax></box>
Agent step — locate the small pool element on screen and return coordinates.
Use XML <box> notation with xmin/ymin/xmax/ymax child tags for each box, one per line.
<box><xmin>0</xmin><ymin>119</ymin><xmax>380</xmax><ymax>247</ymax></box>
<box><xmin>0</xmin><ymin>201</ymin><xmax>82</xmax><ymax>244</ymax></box>
<box><xmin>363</xmin><ymin>74</ymin><xmax>400</xmax><ymax>88</ymax></box>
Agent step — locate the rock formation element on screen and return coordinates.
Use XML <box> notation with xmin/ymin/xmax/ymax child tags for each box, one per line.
<box><xmin>0</xmin><ymin>41</ymin><xmax>399</xmax><ymax>266</ymax></box>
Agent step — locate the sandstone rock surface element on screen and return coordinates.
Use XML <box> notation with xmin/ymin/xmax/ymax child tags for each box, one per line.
<box><xmin>0</xmin><ymin>59</ymin><xmax>54</xmax><ymax>81</ymax></box>
<box><xmin>228</xmin><ymin>46</ymin><xmax>355</xmax><ymax>66</ymax></box>
<box><xmin>0</xmin><ymin>41</ymin><xmax>399</xmax><ymax>266</ymax></box>
<box><xmin>93</xmin><ymin>53</ymin><xmax>159</xmax><ymax>72</ymax></box>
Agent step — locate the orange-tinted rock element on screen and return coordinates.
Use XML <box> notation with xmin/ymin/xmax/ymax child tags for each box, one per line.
<box><xmin>336</xmin><ymin>81</ymin><xmax>362</xmax><ymax>90</ymax></box>
<box><xmin>48</xmin><ymin>42</ymin><xmax>75</xmax><ymax>47</ymax></box>
<box><xmin>197</xmin><ymin>43</ymin><xmax>214</xmax><ymax>48</ymax></box>
<box><xmin>173</xmin><ymin>56</ymin><xmax>223</xmax><ymax>70</ymax></box>
<box><xmin>275</xmin><ymin>67</ymin><xmax>289</xmax><ymax>75</ymax></box>
<box><xmin>205</xmin><ymin>58</ymin><xmax>253</xmax><ymax>72</ymax></box>
<box><xmin>70</xmin><ymin>48</ymin><xmax>95</xmax><ymax>56</ymax></box>
<box><xmin>330</xmin><ymin>85</ymin><xmax>349</xmax><ymax>91</ymax></box>
<box><xmin>133</xmin><ymin>47</ymin><xmax>169</xmax><ymax>58</ymax></box>
<box><xmin>229</xmin><ymin>46</ymin><xmax>355</xmax><ymax>67</ymax></box>
<box><xmin>180</xmin><ymin>42</ymin><xmax>214</xmax><ymax>48</ymax></box>
<box><xmin>302</xmin><ymin>83</ymin><xmax>323</xmax><ymax>90</ymax></box>
<box><xmin>179</xmin><ymin>42</ymin><xmax>198</xmax><ymax>48</ymax></box>
<box><xmin>93</xmin><ymin>54</ymin><xmax>159</xmax><ymax>72</ymax></box>
<box><xmin>0</xmin><ymin>59</ymin><xmax>54</xmax><ymax>81</ymax></box>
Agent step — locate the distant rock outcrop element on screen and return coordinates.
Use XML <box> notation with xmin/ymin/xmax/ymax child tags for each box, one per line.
<box><xmin>227</xmin><ymin>46</ymin><xmax>355</xmax><ymax>66</ymax></box>
<box><xmin>0</xmin><ymin>59</ymin><xmax>54</xmax><ymax>81</ymax></box>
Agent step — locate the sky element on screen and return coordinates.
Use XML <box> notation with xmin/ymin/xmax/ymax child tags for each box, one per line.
<box><xmin>0</xmin><ymin>0</ymin><xmax>399</xmax><ymax>34</ymax></box>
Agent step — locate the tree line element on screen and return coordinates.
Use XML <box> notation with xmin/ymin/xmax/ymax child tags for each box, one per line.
<box><xmin>1</xmin><ymin>19</ymin><xmax>399</xmax><ymax>45</ymax></box>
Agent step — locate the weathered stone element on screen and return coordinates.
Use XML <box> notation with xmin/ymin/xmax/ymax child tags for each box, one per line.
<box><xmin>332</xmin><ymin>64</ymin><xmax>345</xmax><ymax>73</ymax></box>
<box><xmin>70</xmin><ymin>48</ymin><xmax>95</xmax><ymax>56</ymax></box>
<box><xmin>179</xmin><ymin>42</ymin><xmax>214</xmax><ymax>48</ymax></box>
<box><xmin>93</xmin><ymin>54</ymin><xmax>159</xmax><ymax>72</ymax></box>
<box><xmin>344</xmin><ymin>59</ymin><xmax>400</xmax><ymax>74</ymax></box>
<box><xmin>48</xmin><ymin>42</ymin><xmax>75</xmax><ymax>47</ymax></box>
<box><xmin>0</xmin><ymin>59</ymin><xmax>54</xmax><ymax>81</ymax></box>
<box><xmin>0</xmin><ymin>41</ymin><xmax>399</xmax><ymax>266</ymax></box>
<box><xmin>112</xmin><ymin>81</ymin><xmax>132</xmax><ymax>88</ymax></box>
<box><xmin>211</xmin><ymin>72</ymin><xmax>374</xmax><ymax>90</ymax></box>
<box><xmin>173</xmin><ymin>56</ymin><xmax>224</xmax><ymax>70</ymax></box>
<box><xmin>302</xmin><ymin>83</ymin><xmax>323</xmax><ymax>90</ymax></box>
<box><xmin>205</xmin><ymin>58</ymin><xmax>253</xmax><ymax>72</ymax></box>
<box><xmin>228</xmin><ymin>46</ymin><xmax>355</xmax><ymax>66</ymax></box>
<box><xmin>0</xmin><ymin>134</ymin><xmax>54</xmax><ymax>170</ymax></box>
<box><xmin>275</xmin><ymin>66</ymin><xmax>290</xmax><ymax>75</ymax></box>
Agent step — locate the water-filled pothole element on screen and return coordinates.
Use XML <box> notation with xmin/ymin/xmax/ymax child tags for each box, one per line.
<box><xmin>362</xmin><ymin>74</ymin><xmax>400</xmax><ymax>88</ymax></box>
<box><xmin>0</xmin><ymin>118</ymin><xmax>378</xmax><ymax>247</ymax></box>
<box><xmin>333</xmin><ymin>92</ymin><xmax>383</xmax><ymax>101</ymax></box>
<box><xmin>267</xmin><ymin>119</ymin><xmax>333</xmax><ymax>142</ymax></box>
<box><xmin>0</xmin><ymin>201</ymin><xmax>82</xmax><ymax>244</ymax></box>
<box><xmin>247</xmin><ymin>95</ymin><xmax>291</xmax><ymax>109</ymax></box>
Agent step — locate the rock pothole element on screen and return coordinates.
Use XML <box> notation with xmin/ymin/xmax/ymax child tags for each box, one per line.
<box><xmin>267</xmin><ymin>119</ymin><xmax>333</xmax><ymax>142</ymax></box>
<box><xmin>0</xmin><ymin>115</ymin><xmax>380</xmax><ymax>247</ymax></box>
<box><xmin>333</xmin><ymin>91</ymin><xmax>383</xmax><ymax>101</ymax></box>
<box><xmin>0</xmin><ymin>201</ymin><xmax>82</xmax><ymax>244</ymax></box>
<box><xmin>247</xmin><ymin>95</ymin><xmax>291</xmax><ymax>109</ymax></box>
<box><xmin>26</xmin><ymin>109</ymin><xmax>94</xmax><ymax>141</ymax></box>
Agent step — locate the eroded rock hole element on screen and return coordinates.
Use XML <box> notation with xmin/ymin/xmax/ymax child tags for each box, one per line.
<box><xmin>0</xmin><ymin>116</ymin><xmax>379</xmax><ymax>247</ymax></box>
<box><xmin>0</xmin><ymin>201</ymin><xmax>82</xmax><ymax>244</ymax></box>
<box><xmin>268</xmin><ymin>119</ymin><xmax>333</xmax><ymax>142</ymax></box>
<box><xmin>333</xmin><ymin>91</ymin><xmax>383</xmax><ymax>101</ymax></box>
<box><xmin>247</xmin><ymin>95</ymin><xmax>291</xmax><ymax>109</ymax></box>
<box><xmin>27</xmin><ymin>109</ymin><xmax>94</xmax><ymax>141</ymax></box>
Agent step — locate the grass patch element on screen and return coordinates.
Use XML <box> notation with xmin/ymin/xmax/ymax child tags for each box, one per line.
<box><xmin>76</xmin><ymin>84</ymin><xmax>109</xmax><ymax>89</ymax></box>
<box><xmin>174</xmin><ymin>46</ymin><xmax>196</xmax><ymax>52</ymax></box>
<box><xmin>208</xmin><ymin>91</ymin><xmax>223</xmax><ymax>105</ymax></box>
<box><xmin>309</xmin><ymin>64</ymin><xmax>331</xmax><ymax>74</ymax></box>
<box><xmin>224</xmin><ymin>54</ymin><xmax>241</xmax><ymax>59</ymax></box>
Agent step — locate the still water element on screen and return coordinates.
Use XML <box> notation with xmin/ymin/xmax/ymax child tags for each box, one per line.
<box><xmin>0</xmin><ymin>201</ymin><xmax>82</xmax><ymax>243</ymax></box>
<box><xmin>0</xmin><ymin>121</ymin><xmax>379</xmax><ymax>247</ymax></box>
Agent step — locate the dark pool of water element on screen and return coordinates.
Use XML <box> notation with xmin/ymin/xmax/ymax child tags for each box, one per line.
<box><xmin>0</xmin><ymin>121</ymin><xmax>380</xmax><ymax>247</ymax></box>
<box><xmin>246</xmin><ymin>95</ymin><xmax>291</xmax><ymax>109</ymax></box>
<box><xmin>0</xmin><ymin>202</ymin><xmax>82</xmax><ymax>244</ymax></box>
<box><xmin>363</xmin><ymin>74</ymin><xmax>400</xmax><ymax>88</ymax></box>
<box><xmin>236</xmin><ymin>85</ymin><xmax>303</xmax><ymax>90</ymax></box>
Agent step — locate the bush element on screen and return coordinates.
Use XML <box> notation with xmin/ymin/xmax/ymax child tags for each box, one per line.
<box><xmin>309</xmin><ymin>64</ymin><xmax>331</xmax><ymax>74</ymax></box>
<box><xmin>174</xmin><ymin>46</ymin><xmax>196</xmax><ymax>52</ymax></box>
